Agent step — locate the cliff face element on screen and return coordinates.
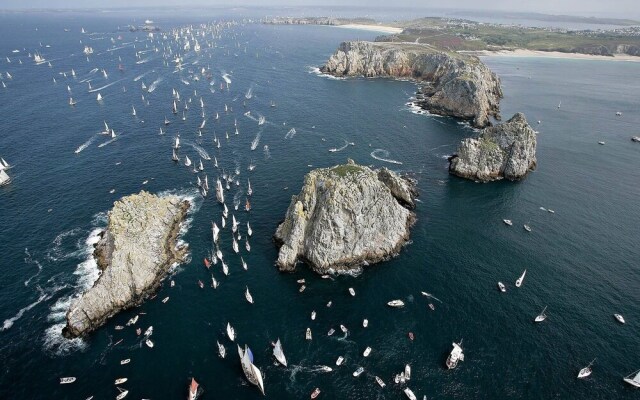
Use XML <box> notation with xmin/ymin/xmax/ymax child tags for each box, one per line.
<box><xmin>274</xmin><ymin>160</ymin><xmax>417</xmax><ymax>274</ymax></box>
<box><xmin>448</xmin><ymin>113</ymin><xmax>537</xmax><ymax>182</ymax></box>
<box><xmin>320</xmin><ymin>41</ymin><xmax>503</xmax><ymax>128</ymax></box>
<box><xmin>64</xmin><ymin>191</ymin><xmax>189</xmax><ymax>338</ymax></box>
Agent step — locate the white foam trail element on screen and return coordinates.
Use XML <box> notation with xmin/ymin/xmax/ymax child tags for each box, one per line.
<box><xmin>222</xmin><ymin>73</ymin><xmax>231</xmax><ymax>84</ymax></box>
<box><xmin>1</xmin><ymin>290</ymin><xmax>49</xmax><ymax>331</ymax></box>
<box><xmin>97</xmin><ymin>136</ymin><xmax>118</xmax><ymax>148</ymax></box>
<box><xmin>43</xmin><ymin>323</ymin><xmax>87</xmax><ymax>355</ymax></box>
<box><xmin>87</xmin><ymin>78</ymin><xmax>125</xmax><ymax>93</ymax></box>
<box><xmin>24</xmin><ymin>248</ymin><xmax>43</xmax><ymax>286</ymax></box>
<box><xmin>136</xmin><ymin>57</ymin><xmax>154</xmax><ymax>64</ymax></box>
<box><xmin>147</xmin><ymin>76</ymin><xmax>163</xmax><ymax>92</ymax></box>
<box><xmin>189</xmin><ymin>142</ymin><xmax>210</xmax><ymax>160</ymax></box>
<box><xmin>307</xmin><ymin>65</ymin><xmax>346</xmax><ymax>80</ymax></box>
<box><xmin>74</xmin><ymin>135</ymin><xmax>97</xmax><ymax>153</ymax></box>
<box><xmin>285</xmin><ymin>128</ymin><xmax>296</xmax><ymax>139</ymax></box>
<box><xmin>331</xmin><ymin>140</ymin><xmax>349</xmax><ymax>153</ymax></box>
<box><xmin>133</xmin><ymin>69</ymin><xmax>154</xmax><ymax>82</ymax></box>
<box><xmin>370</xmin><ymin>149</ymin><xmax>403</xmax><ymax>165</ymax></box>
<box><xmin>264</xmin><ymin>145</ymin><xmax>271</xmax><ymax>159</ymax></box>
<box><xmin>250</xmin><ymin>129</ymin><xmax>262</xmax><ymax>151</ymax></box>
<box><xmin>47</xmin><ymin>228</ymin><xmax>83</xmax><ymax>262</ymax></box>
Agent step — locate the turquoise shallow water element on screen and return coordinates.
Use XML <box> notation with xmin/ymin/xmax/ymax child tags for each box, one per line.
<box><xmin>0</xmin><ymin>10</ymin><xmax>639</xmax><ymax>400</ymax></box>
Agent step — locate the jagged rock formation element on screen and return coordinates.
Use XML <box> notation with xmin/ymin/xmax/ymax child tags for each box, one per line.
<box><xmin>320</xmin><ymin>41</ymin><xmax>503</xmax><ymax>128</ymax></box>
<box><xmin>274</xmin><ymin>159</ymin><xmax>417</xmax><ymax>274</ymax></box>
<box><xmin>63</xmin><ymin>191</ymin><xmax>190</xmax><ymax>338</ymax></box>
<box><xmin>448</xmin><ymin>113</ymin><xmax>537</xmax><ymax>182</ymax></box>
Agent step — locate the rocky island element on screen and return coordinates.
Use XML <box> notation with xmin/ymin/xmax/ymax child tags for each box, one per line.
<box><xmin>448</xmin><ymin>113</ymin><xmax>537</xmax><ymax>182</ymax></box>
<box><xmin>63</xmin><ymin>191</ymin><xmax>190</xmax><ymax>338</ymax></box>
<box><xmin>320</xmin><ymin>41</ymin><xmax>503</xmax><ymax>128</ymax></box>
<box><xmin>274</xmin><ymin>159</ymin><xmax>417</xmax><ymax>274</ymax></box>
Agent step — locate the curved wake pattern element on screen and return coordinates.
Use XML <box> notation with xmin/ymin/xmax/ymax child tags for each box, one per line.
<box><xmin>74</xmin><ymin>135</ymin><xmax>97</xmax><ymax>153</ymax></box>
<box><xmin>370</xmin><ymin>149</ymin><xmax>403</xmax><ymax>165</ymax></box>
<box><xmin>23</xmin><ymin>248</ymin><xmax>43</xmax><ymax>286</ymax></box>
<box><xmin>147</xmin><ymin>77</ymin><xmax>164</xmax><ymax>93</ymax></box>
<box><xmin>87</xmin><ymin>78</ymin><xmax>126</xmax><ymax>93</ymax></box>
<box><xmin>1</xmin><ymin>288</ymin><xmax>50</xmax><ymax>332</ymax></box>
<box><xmin>189</xmin><ymin>142</ymin><xmax>211</xmax><ymax>160</ymax></box>
<box><xmin>133</xmin><ymin>69</ymin><xmax>154</xmax><ymax>82</ymax></box>
<box><xmin>285</xmin><ymin>128</ymin><xmax>296</xmax><ymax>139</ymax></box>
<box><xmin>251</xmin><ymin>129</ymin><xmax>262</xmax><ymax>151</ymax></box>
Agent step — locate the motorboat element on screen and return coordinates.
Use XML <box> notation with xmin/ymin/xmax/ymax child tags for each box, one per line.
<box><xmin>405</xmin><ymin>364</ymin><xmax>411</xmax><ymax>380</ymax></box>
<box><xmin>578</xmin><ymin>359</ymin><xmax>595</xmax><ymax>379</ymax></box>
<box><xmin>523</xmin><ymin>224</ymin><xmax>532</xmax><ymax>232</ymax></box>
<box><xmin>145</xmin><ymin>339</ymin><xmax>154</xmax><ymax>348</ymax></box>
<box><xmin>387</xmin><ymin>300</ymin><xmax>405</xmax><ymax>308</ymax></box>
<box><xmin>327</xmin><ymin>328</ymin><xmax>335</xmax><ymax>336</ymax></box>
<box><xmin>534</xmin><ymin>306</ymin><xmax>548</xmax><ymax>323</ymax></box>
<box><xmin>403</xmin><ymin>388</ymin><xmax>417</xmax><ymax>400</ymax></box>
<box><xmin>375</xmin><ymin>376</ymin><xmax>386</xmax><ymax>388</ymax></box>
<box><xmin>498</xmin><ymin>282</ymin><xmax>506</xmax><ymax>292</ymax></box>
<box><xmin>340</xmin><ymin>325</ymin><xmax>348</xmax><ymax>333</ymax></box>
<box><xmin>116</xmin><ymin>387</ymin><xmax>128</xmax><ymax>400</ymax></box>
<box><xmin>363</xmin><ymin>319</ymin><xmax>368</xmax><ymax>328</ymax></box>
<box><xmin>348</xmin><ymin>288</ymin><xmax>355</xmax><ymax>297</ymax></box>
<box><xmin>310</xmin><ymin>388</ymin><xmax>321</xmax><ymax>399</ymax></box>
<box><xmin>445</xmin><ymin>341</ymin><xmax>464</xmax><ymax>369</ymax></box>
<box><xmin>363</xmin><ymin>347</ymin><xmax>371</xmax><ymax>357</ymax></box>
<box><xmin>120</xmin><ymin>359</ymin><xmax>130</xmax><ymax>365</ymax></box>
<box><xmin>503</xmin><ymin>219</ymin><xmax>513</xmax><ymax>226</ymax></box>
<box><xmin>336</xmin><ymin>356</ymin><xmax>344</xmax><ymax>366</ymax></box>
<box><xmin>311</xmin><ymin>311</ymin><xmax>316</xmax><ymax>320</ymax></box>
<box><xmin>305</xmin><ymin>328</ymin><xmax>312</xmax><ymax>340</ymax></box>
<box><xmin>227</xmin><ymin>323</ymin><xmax>235</xmax><ymax>341</ymax></box>
<box><xmin>614</xmin><ymin>314</ymin><xmax>626</xmax><ymax>324</ymax></box>
<box><xmin>60</xmin><ymin>377</ymin><xmax>76</xmax><ymax>384</ymax></box>
<box><xmin>188</xmin><ymin>377</ymin><xmax>198</xmax><ymax>400</ymax></box>
<box><xmin>217</xmin><ymin>341</ymin><xmax>226</xmax><ymax>358</ymax></box>
<box><xmin>352</xmin><ymin>367</ymin><xmax>364</xmax><ymax>377</ymax></box>
<box><xmin>114</xmin><ymin>378</ymin><xmax>128</xmax><ymax>385</ymax></box>
<box><xmin>515</xmin><ymin>269</ymin><xmax>527</xmax><ymax>287</ymax></box>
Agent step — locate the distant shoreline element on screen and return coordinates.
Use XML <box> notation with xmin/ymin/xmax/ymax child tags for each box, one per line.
<box><xmin>463</xmin><ymin>49</ymin><xmax>640</xmax><ymax>62</ymax></box>
<box><xmin>332</xmin><ymin>24</ymin><xmax>403</xmax><ymax>34</ymax></box>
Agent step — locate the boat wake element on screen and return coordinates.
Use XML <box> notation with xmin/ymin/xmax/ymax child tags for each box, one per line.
<box><xmin>233</xmin><ymin>189</ymin><xmax>243</xmax><ymax>210</ymax></box>
<box><xmin>147</xmin><ymin>77</ymin><xmax>164</xmax><ymax>93</ymax></box>
<box><xmin>133</xmin><ymin>69</ymin><xmax>154</xmax><ymax>82</ymax></box>
<box><xmin>87</xmin><ymin>78</ymin><xmax>126</xmax><ymax>93</ymax></box>
<box><xmin>284</xmin><ymin>128</ymin><xmax>296</xmax><ymax>139</ymax></box>
<box><xmin>23</xmin><ymin>248</ymin><xmax>44</xmax><ymax>286</ymax></box>
<box><xmin>250</xmin><ymin>129</ymin><xmax>262</xmax><ymax>151</ymax></box>
<box><xmin>264</xmin><ymin>145</ymin><xmax>271</xmax><ymax>159</ymax></box>
<box><xmin>1</xmin><ymin>287</ymin><xmax>51</xmax><ymax>332</ymax></box>
<box><xmin>98</xmin><ymin>136</ymin><xmax>118</xmax><ymax>148</ymax></box>
<box><xmin>189</xmin><ymin>142</ymin><xmax>211</xmax><ymax>160</ymax></box>
<box><xmin>330</xmin><ymin>140</ymin><xmax>349</xmax><ymax>153</ymax></box>
<box><xmin>370</xmin><ymin>149</ymin><xmax>403</xmax><ymax>165</ymax></box>
<box><xmin>221</xmin><ymin>72</ymin><xmax>232</xmax><ymax>85</ymax></box>
<box><xmin>75</xmin><ymin>135</ymin><xmax>97</xmax><ymax>153</ymax></box>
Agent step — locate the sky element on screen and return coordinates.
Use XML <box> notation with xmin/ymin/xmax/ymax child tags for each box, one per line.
<box><xmin>0</xmin><ymin>0</ymin><xmax>638</xmax><ymax>19</ymax></box>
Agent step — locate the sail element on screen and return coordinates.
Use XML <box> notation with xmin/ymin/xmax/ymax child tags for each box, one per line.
<box><xmin>634</xmin><ymin>371</ymin><xmax>640</xmax><ymax>383</ymax></box>
<box><xmin>0</xmin><ymin>169</ymin><xmax>10</xmax><ymax>185</ymax></box>
<box><xmin>241</xmin><ymin>346</ymin><xmax>258</xmax><ymax>385</ymax></box>
<box><xmin>251</xmin><ymin>363</ymin><xmax>265</xmax><ymax>395</ymax></box>
<box><xmin>247</xmin><ymin>346</ymin><xmax>254</xmax><ymax>363</ymax></box>
<box><xmin>274</xmin><ymin>339</ymin><xmax>287</xmax><ymax>366</ymax></box>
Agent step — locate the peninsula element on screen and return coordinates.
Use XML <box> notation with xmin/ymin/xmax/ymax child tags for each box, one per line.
<box><xmin>63</xmin><ymin>191</ymin><xmax>190</xmax><ymax>338</ymax></box>
<box><xmin>321</xmin><ymin>41</ymin><xmax>503</xmax><ymax>128</ymax></box>
<box><xmin>274</xmin><ymin>159</ymin><xmax>417</xmax><ymax>274</ymax></box>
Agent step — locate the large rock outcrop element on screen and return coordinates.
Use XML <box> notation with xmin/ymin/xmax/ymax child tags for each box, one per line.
<box><xmin>320</xmin><ymin>41</ymin><xmax>503</xmax><ymax>128</ymax></box>
<box><xmin>274</xmin><ymin>159</ymin><xmax>417</xmax><ymax>274</ymax></box>
<box><xmin>448</xmin><ymin>113</ymin><xmax>537</xmax><ymax>182</ymax></box>
<box><xmin>63</xmin><ymin>191</ymin><xmax>189</xmax><ymax>338</ymax></box>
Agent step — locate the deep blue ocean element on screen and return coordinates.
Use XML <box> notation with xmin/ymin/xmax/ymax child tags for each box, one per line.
<box><xmin>0</xmin><ymin>8</ymin><xmax>639</xmax><ymax>400</ymax></box>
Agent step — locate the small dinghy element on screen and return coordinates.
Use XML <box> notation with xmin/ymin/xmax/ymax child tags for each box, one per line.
<box><xmin>578</xmin><ymin>359</ymin><xmax>595</xmax><ymax>379</ymax></box>
<box><xmin>534</xmin><ymin>306</ymin><xmax>548</xmax><ymax>323</ymax></box>
<box><xmin>387</xmin><ymin>300</ymin><xmax>405</xmax><ymax>308</ymax></box>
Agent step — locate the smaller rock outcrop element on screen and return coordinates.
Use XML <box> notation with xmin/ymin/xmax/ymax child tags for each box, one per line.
<box><xmin>448</xmin><ymin>113</ymin><xmax>537</xmax><ymax>182</ymax></box>
<box><xmin>63</xmin><ymin>191</ymin><xmax>190</xmax><ymax>338</ymax></box>
<box><xmin>274</xmin><ymin>159</ymin><xmax>417</xmax><ymax>274</ymax></box>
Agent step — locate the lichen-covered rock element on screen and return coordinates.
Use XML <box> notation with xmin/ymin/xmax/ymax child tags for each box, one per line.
<box><xmin>274</xmin><ymin>159</ymin><xmax>417</xmax><ymax>274</ymax></box>
<box><xmin>320</xmin><ymin>41</ymin><xmax>503</xmax><ymax>128</ymax></box>
<box><xmin>449</xmin><ymin>113</ymin><xmax>537</xmax><ymax>182</ymax></box>
<box><xmin>63</xmin><ymin>191</ymin><xmax>190</xmax><ymax>338</ymax></box>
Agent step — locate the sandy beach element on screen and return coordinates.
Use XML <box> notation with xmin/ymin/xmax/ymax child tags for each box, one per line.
<box><xmin>465</xmin><ymin>49</ymin><xmax>640</xmax><ymax>62</ymax></box>
<box><xmin>334</xmin><ymin>24</ymin><xmax>403</xmax><ymax>34</ymax></box>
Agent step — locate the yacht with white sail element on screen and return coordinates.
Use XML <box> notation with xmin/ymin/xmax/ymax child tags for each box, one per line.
<box><xmin>534</xmin><ymin>306</ymin><xmax>548</xmax><ymax>323</ymax></box>
<box><xmin>226</xmin><ymin>322</ymin><xmax>235</xmax><ymax>341</ymax></box>
<box><xmin>238</xmin><ymin>344</ymin><xmax>265</xmax><ymax>395</ymax></box>
<box><xmin>245</xmin><ymin>286</ymin><xmax>254</xmax><ymax>304</ymax></box>
<box><xmin>515</xmin><ymin>269</ymin><xmax>526</xmax><ymax>287</ymax></box>
<box><xmin>217</xmin><ymin>341</ymin><xmax>226</xmax><ymax>358</ymax></box>
<box><xmin>273</xmin><ymin>338</ymin><xmax>287</xmax><ymax>367</ymax></box>
<box><xmin>577</xmin><ymin>359</ymin><xmax>595</xmax><ymax>379</ymax></box>
<box><xmin>624</xmin><ymin>369</ymin><xmax>640</xmax><ymax>388</ymax></box>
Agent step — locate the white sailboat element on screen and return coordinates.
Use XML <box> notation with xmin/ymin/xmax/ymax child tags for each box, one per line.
<box><xmin>174</xmin><ymin>135</ymin><xmax>180</xmax><ymax>149</ymax></box>
<box><xmin>226</xmin><ymin>322</ymin><xmax>235</xmax><ymax>341</ymax></box>
<box><xmin>577</xmin><ymin>359</ymin><xmax>595</xmax><ymax>379</ymax></box>
<box><xmin>216</xmin><ymin>178</ymin><xmax>224</xmax><ymax>203</ymax></box>
<box><xmin>131</xmin><ymin>105</ymin><xmax>136</xmax><ymax>116</ymax></box>
<box><xmin>403</xmin><ymin>388</ymin><xmax>417</xmax><ymax>400</ymax></box>
<box><xmin>96</xmin><ymin>92</ymin><xmax>103</xmax><ymax>101</ymax></box>
<box><xmin>273</xmin><ymin>338</ymin><xmax>287</xmax><ymax>367</ymax></box>
<box><xmin>498</xmin><ymin>282</ymin><xmax>506</xmax><ymax>292</ymax></box>
<box><xmin>184</xmin><ymin>155</ymin><xmax>192</xmax><ymax>167</ymax></box>
<box><xmin>0</xmin><ymin>169</ymin><xmax>10</xmax><ymax>186</ymax></box>
<box><xmin>534</xmin><ymin>306</ymin><xmax>548</xmax><ymax>323</ymax></box>
<box><xmin>247</xmin><ymin>222</ymin><xmax>252</xmax><ymax>237</ymax></box>
<box><xmin>232</xmin><ymin>238</ymin><xmax>239</xmax><ymax>253</ymax></box>
<box><xmin>232</xmin><ymin>215</ymin><xmax>238</xmax><ymax>233</ymax></box>
<box><xmin>245</xmin><ymin>286</ymin><xmax>254</xmax><ymax>304</ymax></box>
<box><xmin>217</xmin><ymin>341</ymin><xmax>226</xmax><ymax>358</ymax></box>
<box><xmin>247</xmin><ymin>179</ymin><xmax>252</xmax><ymax>196</ymax></box>
<box><xmin>211</xmin><ymin>222</ymin><xmax>219</xmax><ymax>243</ymax></box>
<box><xmin>623</xmin><ymin>369</ymin><xmax>640</xmax><ymax>388</ymax></box>
<box><xmin>241</xmin><ymin>257</ymin><xmax>248</xmax><ymax>270</ymax></box>
<box><xmin>238</xmin><ymin>345</ymin><xmax>265</xmax><ymax>395</ymax></box>
<box><xmin>614</xmin><ymin>313</ymin><xmax>626</xmax><ymax>324</ymax></box>
<box><xmin>515</xmin><ymin>269</ymin><xmax>527</xmax><ymax>287</ymax></box>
